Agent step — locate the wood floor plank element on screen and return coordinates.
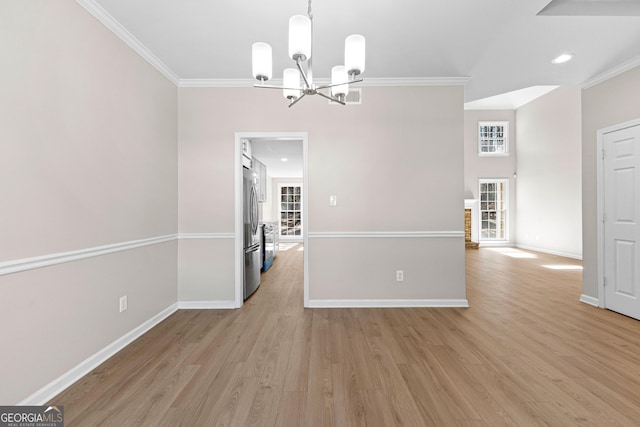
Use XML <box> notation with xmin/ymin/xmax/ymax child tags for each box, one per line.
<box><xmin>364</xmin><ymin>336</ymin><xmax>430</xmax><ymax>425</ymax></box>
<box><xmin>397</xmin><ymin>361</ymin><xmax>460</xmax><ymax>425</ymax></box>
<box><xmin>282</xmin><ymin>335</ymin><xmax>311</xmax><ymax>392</ymax></box>
<box><xmin>49</xmin><ymin>245</ymin><xmax>640</xmax><ymax>426</ymax></box>
<box><xmin>274</xmin><ymin>391</ymin><xmax>306</xmax><ymax>426</ymax></box>
<box><xmin>244</xmin><ymin>384</ymin><xmax>281</xmax><ymax>426</ymax></box>
<box><xmin>573</xmin><ymin>376</ymin><xmax>640</xmax><ymax>425</ymax></box>
<box><xmin>304</xmin><ymin>310</ymin><xmax>336</xmax><ymax>426</ymax></box>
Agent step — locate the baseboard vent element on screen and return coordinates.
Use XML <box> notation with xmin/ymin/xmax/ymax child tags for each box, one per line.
<box><xmin>329</xmin><ymin>88</ymin><xmax>362</xmax><ymax>105</ymax></box>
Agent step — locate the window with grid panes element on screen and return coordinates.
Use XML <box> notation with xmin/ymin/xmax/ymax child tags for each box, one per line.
<box><xmin>479</xmin><ymin>179</ymin><xmax>507</xmax><ymax>240</ymax></box>
<box><xmin>478</xmin><ymin>121</ymin><xmax>508</xmax><ymax>155</ymax></box>
<box><xmin>279</xmin><ymin>184</ymin><xmax>302</xmax><ymax>238</ymax></box>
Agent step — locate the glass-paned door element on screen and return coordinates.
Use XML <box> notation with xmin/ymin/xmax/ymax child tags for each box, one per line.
<box><xmin>479</xmin><ymin>179</ymin><xmax>507</xmax><ymax>240</ymax></box>
<box><xmin>279</xmin><ymin>184</ymin><xmax>302</xmax><ymax>240</ymax></box>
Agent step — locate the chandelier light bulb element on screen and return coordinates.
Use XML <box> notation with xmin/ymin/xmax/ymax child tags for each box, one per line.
<box><xmin>331</xmin><ymin>65</ymin><xmax>349</xmax><ymax>99</ymax></box>
<box><xmin>252</xmin><ymin>42</ymin><xmax>272</xmax><ymax>81</ymax></box>
<box><xmin>345</xmin><ymin>34</ymin><xmax>366</xmax><ymax>76</ymax></box>
<box><xmin>283</xmin><ymin>68</ymin><xmax>301</xmax><ymax>100</ymax></box>
<box><xmin>289</xmin><ymin>15</ymin><xmax>312</xmax><ymax>62</ymax></box>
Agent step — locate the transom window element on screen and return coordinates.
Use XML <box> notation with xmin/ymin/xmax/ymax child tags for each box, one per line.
<box><xmin>479</xmin><ymin>179</ymin><xmax>508</xmax><ymax>240</ymax></box>
<box><xmin>478</xmin><ymin>121</ymin><xmax>509</xmax><ymax>155</ymax></box>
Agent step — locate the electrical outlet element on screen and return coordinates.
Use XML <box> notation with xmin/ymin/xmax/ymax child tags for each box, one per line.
<box><xmin>119</xmin><ymin>295</ymin><xmax>128</xmax><ymax>313</ymax></box>
<box><xmin>396</xmin><ymin>270</ymin><xmax>404</xmax><ymax>282</ymax></box>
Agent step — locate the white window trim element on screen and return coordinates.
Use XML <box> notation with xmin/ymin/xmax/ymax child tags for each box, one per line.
<box><xmin>478</xmin><ymin>178</ymin><xmax>509</xmax><ymax>242</ymax></box>
<box><xmin>478</xmin><ymin>121</ymin><xmax>509</xmax><ymax>157</ymax></box>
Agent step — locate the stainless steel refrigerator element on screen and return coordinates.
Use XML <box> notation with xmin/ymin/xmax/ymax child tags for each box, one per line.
<box><xmin>243</xmin><ymin>166</ymin><xmax>261</xmax><ymax>300</ymax></box>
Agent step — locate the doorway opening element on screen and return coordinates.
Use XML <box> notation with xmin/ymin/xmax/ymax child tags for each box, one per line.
<box><xmin>234</xmin><ymin>132</ymin><xmax>309</xmax><ymax>308</ymax></box>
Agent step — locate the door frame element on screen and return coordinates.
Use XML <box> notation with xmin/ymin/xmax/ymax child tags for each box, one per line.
<box><xmin>234</xmin><ymin>132</ymin><xmax>309</xmax><ymax>308</ymax></box>
<box><xmin>596</xmin><ymin>118</ymin><xmax>640</xmax><ymax>309</ymax></box>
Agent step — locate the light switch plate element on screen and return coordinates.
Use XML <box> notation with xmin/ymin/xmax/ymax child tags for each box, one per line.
<box><xmin>329</xmin><ymin>195</ymin><xmax>337</xmax><ymax>207</ymax></box>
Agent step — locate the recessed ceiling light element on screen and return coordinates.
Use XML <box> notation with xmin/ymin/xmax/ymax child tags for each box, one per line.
<box><xmin>551</xmin><ymin>53</ymin><xmax>574</xmax><ymax>64</ymax></box>
<box><xmin>280</xmin><ymin>157</ymin><xmax>288</xmax><ymax>162</ymax></box>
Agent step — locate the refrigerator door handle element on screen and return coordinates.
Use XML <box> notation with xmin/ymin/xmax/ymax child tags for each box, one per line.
<box><xmin>250</xmin><ymin>185</ymin><xmax>259</xmax><ymax>236</ymax></box>
<box><xmin>245</xmin><ymin>242</ymin><xmax>261</xmax><ymax>253</ymax></box>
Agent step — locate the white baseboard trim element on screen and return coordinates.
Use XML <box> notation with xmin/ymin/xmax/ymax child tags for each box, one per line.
<box><xmin>579</xmin><ymin>294</ymin><xmax>600</xmax><ymax>307</ymax></box>
<box><xmin>478</xmin><ymin>241</ymin><xmax>514</xmax><ymax>247</ymax></box>
<box><xmin>306</xmin><ymin>299</ymin><xmax>469</xmax><ymax>308</ymax></box>
<box><xmin>19</xmin><ymin>303</ymin><xmax>179</xmax><ymax>405</ymax></box>
<box><xmin>178</xmin><ymin>301</ymin><xmax>236</xmax><ymax>309</ymax></box>
<box><xmin>515</xmin><ymin>244</ymin><xmax>582</xmax><ymax>260</ymax></box>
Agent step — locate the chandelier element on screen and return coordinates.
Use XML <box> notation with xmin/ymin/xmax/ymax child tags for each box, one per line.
<box><xmin>251</xmin><ymin>0</ymin><xmax>366</xmax><ymax>107</ymax></box>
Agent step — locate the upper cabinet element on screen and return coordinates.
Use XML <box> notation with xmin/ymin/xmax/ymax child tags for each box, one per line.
<box><xmin>253</xmin><ymin>157</ymin><xmax>267</xmax><ymax>202</ymax></box>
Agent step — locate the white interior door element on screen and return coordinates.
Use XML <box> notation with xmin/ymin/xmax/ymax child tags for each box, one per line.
<box><xmin>603</xmin><ymin>124</ymin><xmax>640</xmax><ymax>320</ymax></box>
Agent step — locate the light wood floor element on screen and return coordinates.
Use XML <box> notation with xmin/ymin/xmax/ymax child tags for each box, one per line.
<box><xmin>51</xmin><ymin>245</ymin><xmax>640</xmax><ymax>426</ymax></box>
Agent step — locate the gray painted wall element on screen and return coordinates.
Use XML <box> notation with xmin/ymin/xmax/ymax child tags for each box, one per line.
<box><xmin>515</xmin><ymin>87</ymin><xmax>582</xmax><ymax>258</ymax></box>
<box><xmin>178</xmin><ymin>86</ymin><xmax>467</xmax><ymax>303</ymax></box>
<box><xmin>582</xmin><ymin>66</ymin><xmax>640</xmax><ymax>298</ymax></box>
<box><xmin>0</xmin><ymin>1</ymin><xmax>178</xmax><ymax>403</ymax></box>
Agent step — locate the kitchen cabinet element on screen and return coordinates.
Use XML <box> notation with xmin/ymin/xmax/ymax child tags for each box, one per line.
<box><xmin>253</xmin><ymin>157</ymin><xmax>267</xmax><ymax>202</ymax></box>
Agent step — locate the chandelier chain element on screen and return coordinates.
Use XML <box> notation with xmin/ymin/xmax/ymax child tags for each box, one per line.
<box><xmin>308</xmin><ymin>0</ymin><xmax>313</xmax><ymax>21</ymax></box>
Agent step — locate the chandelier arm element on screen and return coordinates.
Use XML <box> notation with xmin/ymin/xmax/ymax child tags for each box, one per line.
<box><xmin>316</xmin><ymin>91</ymin><xmax>345</xmax><ymax>105</ymax></box>
<box><xmin>288</xmin><ymin>93</ymin><xmax>307</xmax><ymax>108</ymax></box>
<box><xmin>253</xmin><ymin>84</ymin><xmax>304</xmax><ymax>91</ymax></box>
<box><xmin>296</xmin><ymin>58</ymin><xmax>311</xmax><ymax>89</ymax></box>
<box><xmin>315</xmin><ymin>78</ymin><xmax>364</xmax><ymax>90</ymax></box>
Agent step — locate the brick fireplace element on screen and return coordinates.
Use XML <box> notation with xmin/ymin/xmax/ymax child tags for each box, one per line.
<box><xmin>464</xmin><ymin>199</ymin><xmax>479</xmax><ymax>249</ymax></box>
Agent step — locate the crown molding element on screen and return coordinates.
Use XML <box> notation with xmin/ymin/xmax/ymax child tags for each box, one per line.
<box><xmin>581</xmin><ymin>55</ymin><xmax>640</xmax><ymax>89</ymax></box>
<box><xmin>75</xmin><ymin>0</ymin><xmax>180</xmax><ymax>86</ymax></box>
<box><xmin>362</xmin><ymin>77</ymin><xmax>471</xmax><ymax>86</ymax></box>
<box><xmin>179</xmin><ymin>76</ymin><xmax>471</xmax><ymax>88</ymax></box>
<box><xmin>179</xmin><ymin>79</ymin><xmax>255</xmax><ymax>88</ymax></box>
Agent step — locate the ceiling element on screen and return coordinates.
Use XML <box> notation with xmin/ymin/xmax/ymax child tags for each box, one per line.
<box><xmin>251</xmin><ymin>139</ymin><xmax>303</xmax><ymax>178</ymax></box>
<box><xmin>86</xmin><ymin>0</ymin><xmax>640</xmax><ymax>103</ymax></box>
